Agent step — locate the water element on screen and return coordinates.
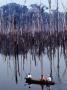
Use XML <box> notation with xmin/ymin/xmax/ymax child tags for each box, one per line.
<box><xmin>0</xmin><ymin>46</ymin><xmax>67</xmax><ymax>90</ymax></box>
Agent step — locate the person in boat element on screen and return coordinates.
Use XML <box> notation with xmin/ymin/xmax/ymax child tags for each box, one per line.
<box><xmin>40</xmin><ymin>75</ymin><xmax>47</xmax><ymax>81</ymax></box>
<box><xmin>47</xmin><ymin>77</ymin><xmax>52</xmax><ymax>81</ymax></box>
<box><xmin>27</xmin><ymin>73</ymin><xmax>32</xmax><ymax>79</ymax></box>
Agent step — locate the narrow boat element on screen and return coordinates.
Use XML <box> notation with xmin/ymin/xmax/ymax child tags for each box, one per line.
<box><xmin>25</xmin><ymin>77</ymin><xmax>55</xmax><ymax>86</ymax></box>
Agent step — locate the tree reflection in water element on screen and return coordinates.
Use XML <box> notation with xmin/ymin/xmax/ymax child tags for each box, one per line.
<box><xmin>0</xmin><ymin>31</ymin><xmax>67</xmax><ymax>89</ymax></box>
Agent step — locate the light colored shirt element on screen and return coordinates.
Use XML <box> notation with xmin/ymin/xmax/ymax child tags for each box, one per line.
<box><xmin>28</xmin><ymin>74</ymin><xmax>32</xmax><ymax>78</ymax></box>
<box><xmin>47</xmin><ymin>77</ymin><xmax>51</xmax><ymax>81</ymax></box>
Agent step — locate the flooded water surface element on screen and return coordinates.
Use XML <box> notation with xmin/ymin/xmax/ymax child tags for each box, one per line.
<box><xmin>0</xmin><ymin>45</ymin><xmax>67</xmax><ymax>90</ymax></box>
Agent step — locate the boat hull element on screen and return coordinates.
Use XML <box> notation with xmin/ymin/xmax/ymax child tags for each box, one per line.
<box><xmin>25</xmin><ymin>78</ymin><xmax>55</xmax><ymax>86</ymax></box>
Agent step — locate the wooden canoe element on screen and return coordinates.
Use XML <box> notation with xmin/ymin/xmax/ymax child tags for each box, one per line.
<box><xmin>25</xmin><ymin>78</ymin><xmax>55</xmax><ymax>86</ymax></box>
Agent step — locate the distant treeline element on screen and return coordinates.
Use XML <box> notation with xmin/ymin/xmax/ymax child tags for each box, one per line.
<box><xmin>0</xmin><ymin>3</ymin><xmax>66</xmax><ymax>33</ymax></box>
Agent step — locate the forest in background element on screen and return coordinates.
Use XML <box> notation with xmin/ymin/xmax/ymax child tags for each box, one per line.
<box><xmin>0</xmin><ymin>3</ymin><xmax>66</xmax><ymax>33</ymax></box>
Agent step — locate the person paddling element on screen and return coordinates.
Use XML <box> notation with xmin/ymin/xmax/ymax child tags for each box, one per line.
<box><xmin>40</xmin><ymin>74</ymin><xmax>47</xmax><ymax>81</ymax></box>
<box><xmin>27</xmin><ymin>73</ymin><xmax>32</xmax><ymax>79</ymax></box>
<box><xmin>47</xmin><ymin>77</ymin><xmax>52</xmax><ymax>81</ymax></box>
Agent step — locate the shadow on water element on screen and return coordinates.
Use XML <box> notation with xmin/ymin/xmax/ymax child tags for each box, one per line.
<box><xmin>0</xmin><ymin>32</ymin><xmax>67</xmax><ymax>90</ymax></box>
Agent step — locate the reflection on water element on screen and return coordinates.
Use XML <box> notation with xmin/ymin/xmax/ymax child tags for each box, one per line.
<box><xmin>0</xmin><ymin>33</ymin><xmax>67</xmax><ymax>90</ymax></box>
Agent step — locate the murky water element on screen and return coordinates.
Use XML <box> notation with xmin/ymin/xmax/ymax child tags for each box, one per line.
<box><xmin>0</xmin><ymin>46</ymin><xmax>67</xmax><ymax>90</ymax></box>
